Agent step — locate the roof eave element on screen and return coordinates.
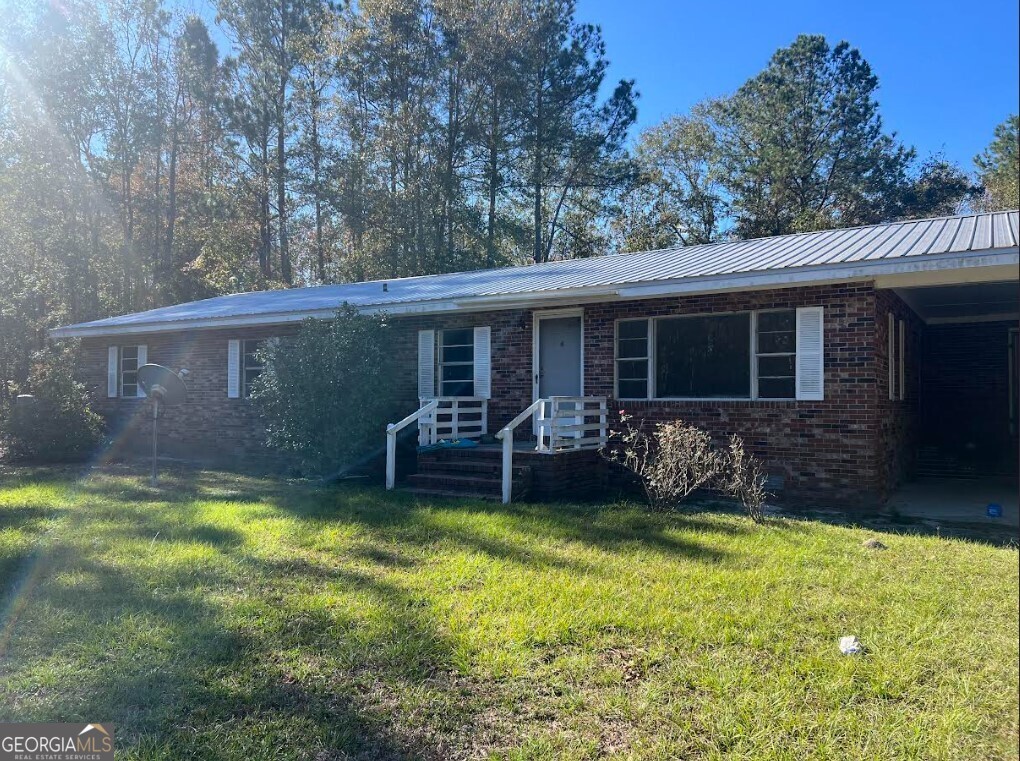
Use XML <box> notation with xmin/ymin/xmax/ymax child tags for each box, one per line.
<box><xmin>49</xmin><ymin>247</ymin><xmax>1019</xmax><ymax>340</ymax></box>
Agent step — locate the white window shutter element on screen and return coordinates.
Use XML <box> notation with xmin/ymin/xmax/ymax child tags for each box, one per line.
<box><xmin>795</xmin><ymin>307</ymin><xmax>824</xmax><ymax>401</ymax></box>
<box><xmin>107</xmin><ymin>346</ymin><xmax>119</xmax><ymax>398</ymax></box>
<box><xmin>227</xmin><ymin>339</ymin><xmax>241</xmax><ymax>398</ymax></box>
<box><xmin>136</xmin><ymin>344</ymin><xmax>148</xmax><ymax>397</ymax></box>
<box><xmin>417</xmin><ymin>330</ymin><xmax>435</xmax><ymax>399</ymax></box>
<box><xmin>473</xmin><ymin>326</ymin><xmax>491</xmax><ymax>399</ymax></box>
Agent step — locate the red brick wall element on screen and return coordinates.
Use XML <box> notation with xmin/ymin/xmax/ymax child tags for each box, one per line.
<box><xmin>874</xmin><ymin>290</ymin><xmax>924</xmax><ymax>494</ymax></box>
<box><xmin>581</xmin><ymin>284</ymin><xmax>882</xmax><ymax>504</ymax></box>
<box><xmin>79</xmin><ymin>281</ymin><xmax>909</xmax><ymax>505</ymax></box>
<box><xmin>81</xmin><ymin>325</ymin><xmax>302</xmax><ymax>469</ymax></box>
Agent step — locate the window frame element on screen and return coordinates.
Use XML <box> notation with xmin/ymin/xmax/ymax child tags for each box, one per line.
<box><xmin>241</xmin><ymin>339</ymin><xmax>264</xmax><ymax>399</ymax></box>
<box><xmin>119</xmin><ymin>345</ymin><xmax>139</xmax><ymax>398</ymax></box>
<box><xmin>614</xmin><ymin>317</ymin><xmax>653</xmax><ymax>400</ymax></box>
<box><xmin>752</xmin><ymin>309</ymin><xmax>797</xmax><ymax>401</ymax></box>
<box><xmin>438</xmin><ymin>328</ymin><xmax>476</xmax><ymax>398</ymax></box>
<box><xmin>613</xmin><ymin>308</ymin><xmax>803</xmax><ymax>402</ymax></box>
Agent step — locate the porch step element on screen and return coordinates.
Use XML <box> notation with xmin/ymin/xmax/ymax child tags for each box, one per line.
<box><xmin>403</xmin><ymin>487</ymin><xmax>502</xmax><ymax>502</ymax></box>
<box><xmin>406</xmin><ymin>472</ymin><xmax>530</xmax><ymax>498</ymax></box>
<box><xmin>414</xmin><ymin>458</ymin><xmax>531</xmax><ymax>477</ymax></box>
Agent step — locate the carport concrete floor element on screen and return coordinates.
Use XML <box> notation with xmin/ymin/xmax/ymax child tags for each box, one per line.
<box><xmin>886</xmin><ymin>477</ymin><xmax>1019</xmax><ymax>528</ymax></box>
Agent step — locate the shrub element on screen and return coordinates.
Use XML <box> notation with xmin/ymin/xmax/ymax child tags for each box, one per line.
<box><xmin>602</xmin><ymin>413</ymin><xmax>769</xmax><ymax>522</ymax></box>
<box><xmin>250</xmin><ymin>305</ymin><xmax>402</xmax><ymax>476</ymax></box>
<box><xmin>0</xmin><ymin>346</ymin><xmax>104</xmax><ymax>462</ymax></box>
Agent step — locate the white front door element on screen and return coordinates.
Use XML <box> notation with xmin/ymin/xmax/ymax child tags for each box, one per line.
<box><xmin>534</xmin><ymin>311</ymin><xmax>583</xmax><ymax>435</ymax></box>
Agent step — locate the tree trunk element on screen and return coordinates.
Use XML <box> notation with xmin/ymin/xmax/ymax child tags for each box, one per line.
<box><xmin>486</xmin><ymin>86</ymin><xmax>499</xmax><ymax>268</ymax></box>
<box><xmin>532</xmin><ymin>82</ymin><xmax>544</xmax><ymax>264</ymax></box>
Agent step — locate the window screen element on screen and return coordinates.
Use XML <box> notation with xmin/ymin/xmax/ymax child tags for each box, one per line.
<box><xmin>655</xmin><ymin>314</ymin><xmax>750</xmax><ymax>398</ymax></box>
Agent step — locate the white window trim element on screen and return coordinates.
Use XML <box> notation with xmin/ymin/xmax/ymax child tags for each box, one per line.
<box><xmin>888</xmin><ymin>313</ymin><xmax>896</xmax><ymax>401</ymax></box>
<box><xmin>241</xmin><ymin>339</ymin><xmax>264</xmax><ymax>399</ymax></box>
<box><xmin>613</xmin><ymin>308</ymin><xmax>810</xmax><ymax>402</ymax></box>
<box><xmin>614</xmin><ymin>317</ymin><xmax>652</xmax><ymax>401</ymax></box>
<box><xmin>113</xmin><ymin>344</ymin><xmax>146</xmax><ymax>398</ymax></box>
<box><xmin>898</xmin><ymin>319</ymin><xmax>906</xmax><ymax>401</ymax></box>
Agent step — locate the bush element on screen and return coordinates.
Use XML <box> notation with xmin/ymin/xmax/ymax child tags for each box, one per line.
<box><xmin>250</xmin><ymin>305</ymin><xmax>402</xmax><ymax>476</ymax></box>
<box><xmin>602</xmin><ymin>413</ymin><xmax>769</xmax><ymax>522</ymax></box>
<box><xmin>0</xmin><ymin>346</ymin><xmax>104</xmax><ymax>462</ymax></box>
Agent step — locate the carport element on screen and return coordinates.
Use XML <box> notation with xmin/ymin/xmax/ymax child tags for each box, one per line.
<box><xmin>888</xmin><ymin>280</ymin><xmax>1018</xmax><ymax>527</ymax></box>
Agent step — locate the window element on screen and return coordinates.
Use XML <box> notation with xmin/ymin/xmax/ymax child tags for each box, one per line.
<box><xmin>242</xmin><ymin>339</ymin><xmax>264</xmax><ymax>398</ymax></box>
<box><xmin>898</xmin><ymin>319</ymin><xmax>906</xmax><ymax>401</ymax></box>
<box><xmin>616</xmin><ymin>319</ymin><xmax>650</xmax><ymax>399</ymax></box>
<box><xmin>755</xmin><ymin>310</ymin><xmax>796</xmax><ymax>399</ymax></box>
<box><xmin>613</xmin><ymin>308</ymin><xmax>821</xmax><ymax>401</ymax></box>
<box><xmin>439</xmin><ymin>328</ymin><xmax>474</xmax><ymax>396</ymax></box>
<box><xmin>656</xmin><ymin>314</ymin><xmax>750</xmax><ymax>398</ymax></box>
<box><xmin>120</xmin><ymin>346</ymin><xmax>139</xmax><ymax>397</ymax></box>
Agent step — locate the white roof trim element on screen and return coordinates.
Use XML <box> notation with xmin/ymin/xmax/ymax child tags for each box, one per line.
<box><xmin>50</xmin><ymin>247</ymin><xmax>1019</xmax><ymax>339</ymax></box>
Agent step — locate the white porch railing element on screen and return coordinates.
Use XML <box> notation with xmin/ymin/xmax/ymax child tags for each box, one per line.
<box><xmin>496</xmin><ymin>396</ymin><xmax>607</xmax><ymax>504</ymax></box>
<box><xmin>385</xmin><ymin>396</ymin><xmax>488</xmax><ymax>490</ymax></box>
<box><xmin>385</xmin><ymin>399</ymin><xmax>438</xmax><ymax>490</ymax></box>
<box><xmin>537</xmin><ymin>396</ymin><xmax>608</xmax><ymax>453</ymax></box>
<box><xmin>418</xmin><ymin>396</ymin><xmax>488</xmax><ymax>446</ymax></box>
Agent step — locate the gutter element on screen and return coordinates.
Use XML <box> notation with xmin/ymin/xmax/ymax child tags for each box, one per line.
<box><xmin>49</xmin><ymin>247</ymin><xmax>1019</xmax><ymax>340</ymax></box>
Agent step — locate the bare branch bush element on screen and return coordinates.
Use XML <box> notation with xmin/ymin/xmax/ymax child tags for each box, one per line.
<box><xmin>602</xmin><ymin>412</ymin><xmax>770</xmax><ymax>522</ymax></box>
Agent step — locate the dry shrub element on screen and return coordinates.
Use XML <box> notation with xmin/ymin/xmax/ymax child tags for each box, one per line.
<box><xmin>602</xmin><ymin>413</ymin><xmax>769</xmax><ymax>522</ymax></box>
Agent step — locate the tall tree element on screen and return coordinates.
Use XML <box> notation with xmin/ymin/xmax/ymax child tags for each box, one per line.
<box><xmin>613</xmin><ymin>105</ymin><xmax>728</xmax><ymax>251</ymax></box>
<box><xmin>974</xmin><ymin>114</ymin><xmax>1019</xmax><ymax>212</ymax></box>
<box><xmin>713</xmin><ymin>35</ymin><xmax>916</xmax><ymax>237</ymax></box>
<box><xmin>519</xmin><ymin>0</ymin><xmax>637</xmax><ymax>263</ymax></box>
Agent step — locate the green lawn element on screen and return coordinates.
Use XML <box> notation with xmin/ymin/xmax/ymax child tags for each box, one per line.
<box><xmin>0</xmin><ymin>466</ymin><xmax>1017</xmax><ymax>760</ymax></box>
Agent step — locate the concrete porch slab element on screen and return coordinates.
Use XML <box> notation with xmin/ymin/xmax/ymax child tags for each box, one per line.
<box><xmin>886</xmin><ymin>478</ymin><xmax>1019</xmax><ymax>528</ymax></box>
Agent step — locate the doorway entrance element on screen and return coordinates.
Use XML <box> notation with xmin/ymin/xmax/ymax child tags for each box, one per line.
<box><xmin>533</xmin><ymin>310</ymin><xmax>583</xmax><ymax>434</ymax></box>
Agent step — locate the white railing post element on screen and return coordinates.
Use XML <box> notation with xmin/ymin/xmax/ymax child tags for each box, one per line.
<box><xmin>385</xmin><ymin>425</ymin><xmax>397</xmax><ymax>490</ymax></box>
<box><xmin>501</xmin><ymin>428</ymin><xmax>513</xmax><ymax>503</ymax></box>
<box><xmin>385</xmin><ymin>399</ymin><xmax>439</xmax><ymax>491</ymax></box>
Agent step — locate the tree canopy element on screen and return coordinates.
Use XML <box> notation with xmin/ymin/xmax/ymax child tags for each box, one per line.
<box><xmin>615</xmin><ymin>35</ymin><xmax>977</xmax><ymax>250</ymax></box>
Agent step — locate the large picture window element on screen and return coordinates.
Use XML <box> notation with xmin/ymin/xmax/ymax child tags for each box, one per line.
<box><xmin>615</xmin><ymin>308</ymin><xmax>814</xmax><ymax>401</ymax></box>
<box><xmin>439</xmin><ymin>328</ymin><xmax>475</xmax><ymax>396</ymax></box>
<box><xmin>656</xmin><ymin>314</ymin><xmax>750</xmax><ymax>398</ymax></box>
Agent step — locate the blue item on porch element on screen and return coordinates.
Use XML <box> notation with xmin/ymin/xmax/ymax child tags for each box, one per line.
<box><xmin>986</xmin><ymin>503</ymin><xmax>1002</xmax><ymax>518</ymax></box>
<box><xmin>417</xmin><ymin>438</ymin><xmax>480</xmax><ymax>453</ymax></box>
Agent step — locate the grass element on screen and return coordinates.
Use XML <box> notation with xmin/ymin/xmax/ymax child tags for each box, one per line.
<box><xmin>0</xmin><ymin>464</ymin><xmax>1017</xmax><ymax>760</ymax></box>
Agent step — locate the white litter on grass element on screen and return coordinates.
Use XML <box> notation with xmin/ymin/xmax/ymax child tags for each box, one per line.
<box><xmin>839</xmin><ymin>635</ymin><xmax>865</xmax><ymax>655</ymax></box>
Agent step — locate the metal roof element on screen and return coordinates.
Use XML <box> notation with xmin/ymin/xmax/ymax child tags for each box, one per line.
<box><xmin>53</xmin><ymin>210</ymin><xmax>1019</xmax><ymax>338</ymax></box>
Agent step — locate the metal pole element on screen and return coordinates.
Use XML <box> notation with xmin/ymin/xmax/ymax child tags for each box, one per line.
<box><xmin>151</xmin><ymin>398</ymin><xmax>159</xmax><ymax>486</ymax></box>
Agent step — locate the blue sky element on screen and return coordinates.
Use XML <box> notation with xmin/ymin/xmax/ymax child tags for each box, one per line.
<box><xmin>577</xmin><ymin>0</ymin><xmax>1020</xmax><ymax>170</ymax></box>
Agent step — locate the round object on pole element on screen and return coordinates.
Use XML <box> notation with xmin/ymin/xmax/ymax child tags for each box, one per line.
<box><xmin>137</xmin><ymin>364</ymin><xmax>187</xmax><ymax>486</ymax></box>
<box><xmin>138</xmin><ymin>364</ymin><xmax>188</xmax><ymax>406</ymax></box>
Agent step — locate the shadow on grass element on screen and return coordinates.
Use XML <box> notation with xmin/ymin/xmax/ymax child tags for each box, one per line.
<box><xmin>1</xmin><ymin>527</ymin><xmax>474</xmax><ymax>760</ymax></box>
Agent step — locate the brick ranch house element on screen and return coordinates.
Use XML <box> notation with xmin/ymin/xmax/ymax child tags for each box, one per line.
<box><xmin>53</xmin><ymin>210</ymin><xmax>1019</xmax><ymax>508</ymax></box>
